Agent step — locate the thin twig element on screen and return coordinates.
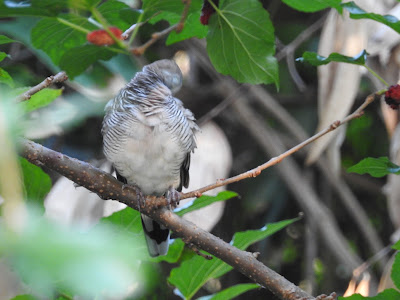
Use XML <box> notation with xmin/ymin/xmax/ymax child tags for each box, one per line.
<box><xmin>132</xmin><ymin>24</ymin><xmax>179</xmax><ymax>56</ymax></box>
<box><xmin>248</xmin><ymin>84</ymin><xmax>387</xmax><ymax>269</ymax></box>
<box><xmin>286</xmin><ymin>51</ymin><xmax>307</xmax><ymax>92</ymax></box>
<box><xmin>16</xmin><ymin>71</ymin><xmax>68</xmax><ymax>102</ymax></box>
<box><xmin>181</xmin><ymin>91</ymin><xmax>382</xmax><ymax>200</ymax></box>
<box><xmin>176</xmin><ymin>0</ymin><xmax>191</xmax><ymax>33</ymax></box>
<box><xmin>131</xmin><ymin>0</ymin><xmax>191</xmax><ymax>55</ymax></box>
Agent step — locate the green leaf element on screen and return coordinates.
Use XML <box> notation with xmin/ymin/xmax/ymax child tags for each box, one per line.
<box><xmin>70</xmin><ymin>0</ymin><xmax>101</xmax><ymax>10</ymax></box>
<box><xmin>347</xmin><ymin>157</ymin><xmax>400</xmax><ymax>178</ymax></box>
<box><xmin>197</xmin><ymin>283</ymin><xmax>259</xmax><ymax>300</ymax></box>
<box><xmin>281</xmin><ymin>0</ymin><xmax>342</xmax><ymax>13</ymax></box>
<box><xmin>0</xmin><ymin>0</ymin><xmax>68</xmax><ymax>17</ymax></box>
<box><xmin>97</xmin><ymin>0</ymin><xmax>139</xmax><ymax>31</ymax></box>
<box><xmin>342</xmin><ymin>2</ymin><xmax>400</xmax><ymax>34</ymax></box>
<box><xmin>10</xmin><ymin>295</ymin><xmax>39</xmax><ymax>300</ymax></box>
<box><xmin>0</xmin><ymin>35</ymin><xmax>17</xmax><ymax>45</ymax></box>
<box><xmin>166</xmin><ymin>12</ymin><xmax>208</xmax><ymax>45</ymax></box>
<box><xmin>339</xmin><ymin>289</ymin><xmax>400</xmax><ymax>300</ymax></box>
<box><xmin>59</xmin><ymin>45</ymin><xmax>117</xmax><ymax>79</ymax></box>
<box><xmin>206</xmin><ymin>0</ymin><xmax>279</xmax><ymax>87</ymax></box>
<box><xmin>99</xmin><ymin>207</ymin><xmax>148</xmax><ymax>259</ymax></box>
<box><xmin>154</xmin><ymin>239</ymin><xmax>185</xmax><ymax>263</ymax></box>
<box><xmin>19</xmin><ymin>158</ymin><xmax>52</xmax><ymax>213</ymax></box>
<box><xmin>0</xmin><ymin>211</ymin><xmax>146</xmax><ymax>298</ymax></box>
<box><xmin>175</xmin><ymin>191</ymin><xmax>237</xmax><ymax>216</ymax></box>
<box><xmin>0</xmin><ymin>52</ymin><xmax>8</xmax><ymax>62</ymax></box>
<box><xmin>100</xmin><ymin>206</ymin><xmax>185</xmax><ymax>262</ymax></box>
<box><xmin>19</xmin><ymin>88</ymin><xmax>63</xmax><ymax>112</ymax></box>
<box><xmin>100</xmin><ymin>206</ymin><xmax>143</xmax><ymax>234</ymax></box>
<box><xmin>212</xmin><ymin>216</ymin><xmax>302</xmax><ymax>278</ymax></box>
<box><xmin>146</xmin><ymin>0</ymin><xmax>207</xmax><ymax>45</ymax></box>
<box><xmin>31</xmin><ymin>14</ymin><xmax>96</xmax><ymax>65</ymax></box>
<box><xmin>0</xmin><ymin>67</ymin><xmax>14</xmax><ymax>87</ymax></box>
<box><xmin>297</xmin><ymin>50</ymin><xmax>368</xmax><ymax>66</ymax></box>
<box><xmin>142</xmin><ymin>0</ymin><xmax>184</xmax><ymax>19</ymax></box>
<box><xmin>168</xmin><ymin>217</ymin><xmax>300</xmax><ymax>299</ymax></box>
<box><xmin>392</xmin><ymin>252</ymin><xmax>400</xmax><ymax>290</ymax></box>
<box><xmin>393</xmin><ymin>240</ymin><xmax>400</xmax><ymax>250</ymax></box>
<box><xmin>231</xmin><ymin>216</ymin><xmax>301</xmax><ymax>250</ymax></box>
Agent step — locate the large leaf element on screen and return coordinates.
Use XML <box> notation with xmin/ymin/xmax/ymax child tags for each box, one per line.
<box><xmin>97</xmin><ymin>0</ymin><xmax>140</xmax><ymax>31</ymax></box>
<box><xmin>19</xmin><ymin>158</ymin><xmax>52</xmax><ymax>213</ymax></box>
<box><xmin>339</xmin><ymin>289</ymin><xmax>400</xmax><ymax>300</ymax></box>
<box><xmin>347</xmin><ymin>157</ymin><xmax>400</xmax><ymax>178</ymax></box>
<box><xmin>206</xmin><ymin>0</ymin><xmax>278</xmax><ymax>87</ymax></box>
<box><xmin>20</xmin><ymin>88</ymin><xmax>63</xmax><ymax>112</ymax></box>
<box><xmin>0</xmin><ymin>0</ymin><xmax>68</xmax><ymax>17</ymax></box>
<box><xmin>197</xmin><ymin>283</ymin><xmax>259</xmax><ymax>300</ymax></box>
<box><xmin>175</xmin><ymin>191</ymin><xmax>237</xmax><ymax>216</ymax></box>
<box><xmin>281</xmin><ymin>0</ymin><xmax>342</xmax><ymax>13</ymax></box>
<box><xmin>342</xmin><ymin>2</ymin><xmax>400</xmax><ymax>34</ymax></box>
<box><xmin>142</xmin><ymin>0</ymin><xmax>184</xmax><ymax>19</ymax></box>
<box><xmin>297</xmin><ymin>50</ymin><xmax>368</xmax><ymax>66</ymax></box>
<box><xmin>59</xmin><ymin>45</ymin><xmax>117</xmax><ymax>79</ymax></box>
<box><xmin>31</xmin><ymin>14</ymin><xmax>97</xmax><ymax>65</ymax></box>
<box><xmin>168</xmin><ymin>217</ymin><xmax>300</xmax><ymax>299</ymax></box>
<box><xmin>0</xmin><ymin>212</ymin><xmax>145</xmax><ymax>298</ymax></box>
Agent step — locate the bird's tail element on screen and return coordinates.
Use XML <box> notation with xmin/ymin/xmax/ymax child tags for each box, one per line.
<box><xmin>141</xmin><ymin>214</ymin><xmax>170</xmax><ymax>257</ymax></box>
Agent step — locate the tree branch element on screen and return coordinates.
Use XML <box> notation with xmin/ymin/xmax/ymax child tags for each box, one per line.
<box><xmin>181</xmin><ymin>91</ymin><xmax>381</xmax><ymax>200</ymax></box>
<box><xmin>19</xmin><ymin>138</ymin><xmax>314</xmax><ymax>300</ymax></box>
<box><xmin>15</xmin><ymin>71</ymin><xmax>68</xmax><ymax>102</ymax></box>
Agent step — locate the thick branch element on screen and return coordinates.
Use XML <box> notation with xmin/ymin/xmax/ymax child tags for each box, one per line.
<box><xmin>19</xmin><ymin>138</ymin><xmax>314</xmax><ymax>300</ymax></box>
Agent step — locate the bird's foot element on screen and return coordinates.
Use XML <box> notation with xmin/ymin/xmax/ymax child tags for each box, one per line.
<box><xmin>165</xmin><ymin>187</ymin><xmax>180</xmax><ymax>209</ymax></box>
<box><xmin>129</xmin><ymin>185</ymin><xmax>145</xmax><ymax>211</ymax></box>
<box><xmin>316</xmin><ymin>292</ymin><xmax>337</xmax><ymax>300</ymax></box>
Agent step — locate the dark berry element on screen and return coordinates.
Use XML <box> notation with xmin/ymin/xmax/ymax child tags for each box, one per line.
<box><xmin>385</xmin><ymin>84</ymin><xmax>400</xmax><ymax>110</ymax></box>
<box><xmin>200</xmin><ymin>0</ymin><xmax>219</xmax><ymax>25</ymax></box>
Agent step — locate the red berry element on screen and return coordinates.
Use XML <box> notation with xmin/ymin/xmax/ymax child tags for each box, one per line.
<box><xmin>87</xmin><ymin>27</ymin><xmax>123</xmax><ymax>46</ymax></box>
<box><xmin>385</xmin><ymin>84</ymin><xmax>400</xmax><ymax>110</ymax></box>
<box><xmin>200</xmin><ymin>0</ymin><xmax>219</xmax><ymax>25</ymax></box>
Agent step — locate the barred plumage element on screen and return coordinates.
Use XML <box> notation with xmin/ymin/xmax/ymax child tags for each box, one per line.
<box><xmin>102</xmin><ymin>59</ymin><xmax>199</xmax><ymax>257</ymax></box>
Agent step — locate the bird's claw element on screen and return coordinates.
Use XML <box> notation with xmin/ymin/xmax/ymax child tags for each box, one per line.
<box><xmin>166</xmin><ymin>187</ymin><xmax>180</xmax><ymax>209</ymax></box>
<box><xmin>131</xmin><ymin>185</ymin><xmax>145</xmax><ymax>211</ymax></box>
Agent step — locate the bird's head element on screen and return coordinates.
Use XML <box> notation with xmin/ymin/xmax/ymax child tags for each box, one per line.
<box><xmin>144</xmin><ymin>59</ymin><xmax>183</xmax><ymax>95</ymax></box>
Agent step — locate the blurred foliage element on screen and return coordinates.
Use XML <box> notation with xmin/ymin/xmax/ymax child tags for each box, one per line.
<box><xmin>0</xmin><ymin>210</ymin><xmax>146</xmax><ymax>299</ymax></box>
